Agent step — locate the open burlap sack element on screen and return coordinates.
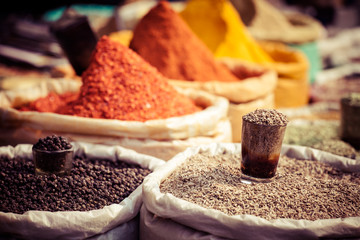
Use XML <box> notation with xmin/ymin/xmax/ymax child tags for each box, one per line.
<box><xmin>140</xmin><ymin>143</ymin><xmax>360</xmax><ymax>240</ymax></box>
<box><xmin>0</xmin><ymin>79</ymin><xmax>231</xmax><ymax>160</ymax></box>
<box><xmin>0</xmin><ymin>142</ymin><xmax>164</xmax><ymax>240</ymax></box>
<box><xmin>180</xmin><ymin>6</ymin><xmax>309</xmax><ymax>108</ymax></box>
<box><xmin>258</xmin><ymin>41</ymin><xmax>310</xmax><ymax>108</ymax></box>
<box><xmin>169</xmin><ymin>57</ymin><xmax>277</xmax><ymax>104</ymax></box>
<box><xmin>231</xmin><ymin>0</ymin><xmax>324</xmax><ymax>44</ymax></box>
<box><xmin>229</xmin><ymin>93</ymin><xmax>274</xmax><ymax>142</ymax></box>
<box><xmin>168</xmin><ymin>58</ymin><xmax>277</xmax><ymax>142</ymax></box>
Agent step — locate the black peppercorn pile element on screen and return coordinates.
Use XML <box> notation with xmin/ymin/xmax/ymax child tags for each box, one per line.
<box><xmin>0</xmin><ymin>156</ymin><xmax>151</xmax><ymax>214</ymax></box>
<box><xmin>33</xmin><ymin>135</ymin><xmax>72</xmax><ymax>151</ymax></box>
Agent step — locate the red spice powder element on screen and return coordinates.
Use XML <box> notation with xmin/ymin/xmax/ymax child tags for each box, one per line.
<box><xmin>18</xmin><ymin>92</ymin><xmax>78</xmax><ymax>113</ymax></box>
<box><xmin>129</xmin><ymin>1</ymin><xmax>239</xmax><ymax>82</ymax></box>
<box><xmin>55</xmin><ymin>36</ymin><xmax>201</xmax><ymax>121</ymax></box>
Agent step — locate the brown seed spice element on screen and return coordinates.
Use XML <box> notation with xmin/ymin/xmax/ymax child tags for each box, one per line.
<box><xmin>243</xmin><ymin>109</ymin><xmax>289</xmax><ymax>126</ymax></box>
<box><xmin>160</xmin><ymin>152</ymin><xmax>360</xmax><ymax>221</ymax></box>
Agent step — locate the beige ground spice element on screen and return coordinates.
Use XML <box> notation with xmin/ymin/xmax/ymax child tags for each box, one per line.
<box><xmin>160</xmin><ymin>153</ymin><xmax>360</xmax><ymax>221</ymax></box>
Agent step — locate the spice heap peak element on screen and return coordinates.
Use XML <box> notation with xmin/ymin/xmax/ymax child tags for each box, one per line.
<box><xmin>60</xmin><ymin>36</ymin><xmax>200</xmax><ymax>121</ymax></box>
<box><xmin>180</xmin><ymin>0</ymin><xmax>274</xmax><ymax>63</ymax></box>
<box><xmin>129</xmin><ymin>1</ymin><xmax>239</xmax><ymax>82</ymax></box>
<box><xmin>243</xmin><ymin>109</ymin><xmax>288</xmax><ymax>126</ymax></box>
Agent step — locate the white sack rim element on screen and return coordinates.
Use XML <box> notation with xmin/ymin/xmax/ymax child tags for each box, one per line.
<box><xmin>0</xmin><ymin>142</ymin><xmax>164</xmax><ymax>239</ymax></box>
<box><xmin>142</xmin><ymin>143</ymin><xmax>360</xmax><ymax>239</ymax></box>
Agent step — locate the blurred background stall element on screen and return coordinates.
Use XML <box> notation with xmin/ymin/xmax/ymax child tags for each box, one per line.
<box><xmin>1</xmin><ymin>0</ymin><xmax>360</xmax><ymax>151</ymax></box>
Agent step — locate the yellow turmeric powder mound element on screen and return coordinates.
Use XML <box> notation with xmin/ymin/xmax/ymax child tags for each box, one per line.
<box><xmin>180</xmin><ymin>0</ymin><xmax>273</xmax><ymax>64</ymax></box>
<box><xmin>181</xmin><ymin>0</ymin><xmax>310</xmax><ymax>108</ymax></box>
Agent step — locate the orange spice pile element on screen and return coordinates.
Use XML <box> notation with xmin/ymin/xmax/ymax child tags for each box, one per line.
<box><xmin>129</xmin><ymin>1</ymin><xmax>240</xmax><ymax>82</ymax></box>
<box><xmin>19</xmin><ymin>36</ymin><xmax>201</xmax><ymax>121</ymax></box>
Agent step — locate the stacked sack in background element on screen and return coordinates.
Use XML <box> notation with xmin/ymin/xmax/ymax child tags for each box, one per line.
<box><xmin>231</xmin><ymin>0</ymin><xmax>324</xmax><ymax>84</ymax></box>
<box><xmin>313</xmin><ymin>28</ymin><xmax>360</xmax><ymax>104</ymax></box>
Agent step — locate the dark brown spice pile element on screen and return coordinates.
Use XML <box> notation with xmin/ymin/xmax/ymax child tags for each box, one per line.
<box><xmin>243</xmin><ymin>109</ymin><xmax>288</xmax><ymax>126</ymax></box>
<box><xmin>160</xmin><ymin>152</ymin><xmax>360</xmax><ymax>220</ymax></box>
<box><xmin>33</xmin><ymin>135</ymin><xmax>72</xmax><ymax>151</ymax></box>
<box><xmin>0</xmin><ymin>156</ymin><xmax>151</xmax><ymax>214</ymax></box>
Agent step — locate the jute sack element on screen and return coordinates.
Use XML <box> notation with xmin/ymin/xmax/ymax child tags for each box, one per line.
<box><xmin>232</xmin><ymin>0</ymin><xmax>324</xmax><ymax>44</ymax></box>
<box><xmin>140</xmin><ymin>143</ymin><xmax>360</xmax><ymax>240</ymax></box>
<box><xmin>0</xmin><ymin>142</ymin><xmax>164</xmax><ymax>240</ymax></box>
<box><xmin>169</xmin><ymin>58</ymin><xmax>277</xmax><ymax>142</ymax></box>
<box><xmin>259</xmin><ymin>41</ymin><xmax>310</xmax><ymax>108</ymax></box>
<box><xmin>0</xmin><ymin>79</ymin><xmax>231</xmax><ymax>160</ymax></box>
<box><xmin>229</xmin><ymin>92</ymin><xmax>274</xmax><ymax>142</ymax></box>
<box><xmin>169</xmin><ymin>58</ymin><xmax>277</xmax><ymax>103</ymax></box>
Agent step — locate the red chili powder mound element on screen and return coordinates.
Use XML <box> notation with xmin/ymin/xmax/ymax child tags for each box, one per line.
<box><xmin>56</xmin><ymin>36</ymin><xmax>201</xmax><ymax>121</ymax></box>
<box><xmin>18</xmin><ymin>92</ymin><xmax>78</xmax><ymax>113</ymax></box>
<box><xmin>129</xmin><ymin>1</ymin><xmax>240</xmax><ymax>82</ymax></box>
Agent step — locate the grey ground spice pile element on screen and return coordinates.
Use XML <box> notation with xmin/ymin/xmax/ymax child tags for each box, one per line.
<box><xmin>243</xmin><ymin>109</ymin><xmax>288</xmax><ymax>126</ymax></box>
<box><xmin>312</xmin><ymin>140</ymin><xmax>357</xmax><ymax>159</ymax></box>
<box><xmin>283</xmin><ymin>121</ymin><xmax>360</xmax><ymax>159</ymax></box>
<box><xmin>283</xmin><ymin>122</ymin><xmax>338</xmax><ymax>146</ymax></box>
<box><xmin>160</xmin><ymin>153</ymin><xmax>360</xmax><ymax>221</ymax></box>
